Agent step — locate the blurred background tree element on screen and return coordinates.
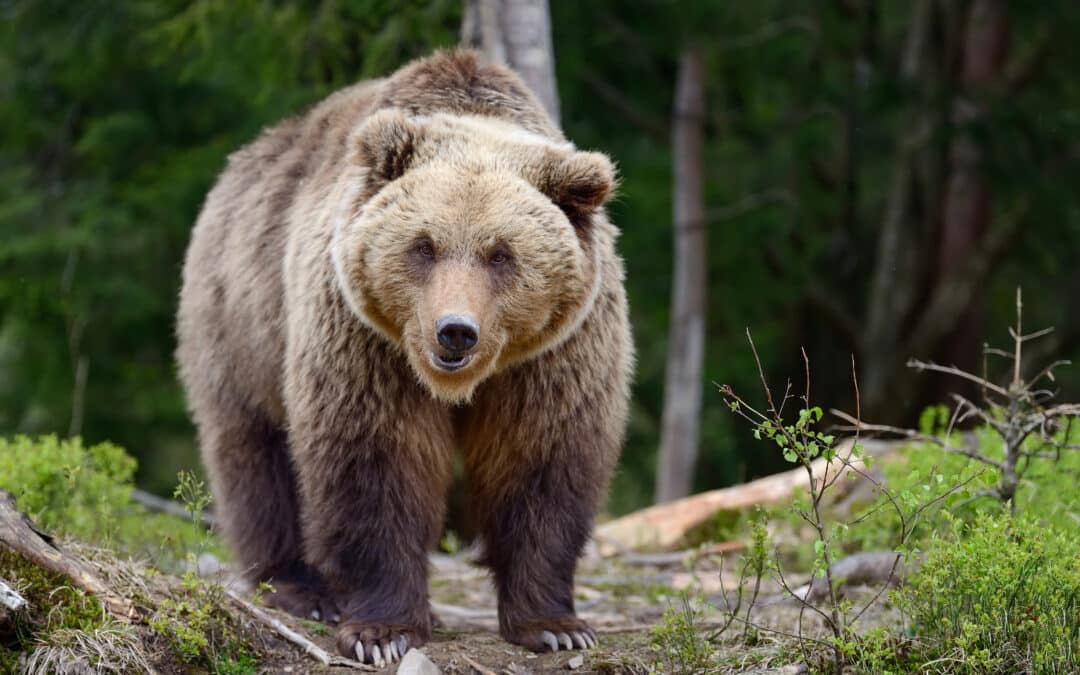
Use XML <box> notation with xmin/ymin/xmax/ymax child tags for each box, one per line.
<box><xmin>2</xmin><ymin>0</ymin><xmax>1077</xmax><ymax>514</ymax></box>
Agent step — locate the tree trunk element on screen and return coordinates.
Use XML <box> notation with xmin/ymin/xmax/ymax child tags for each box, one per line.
<box><xmin>655</xmin><ymin>49</ymin><xmax>706</xmax><ymax>504</ymax></box>
<box><xmin>461</xmin><ymin>0</ymin><xmax>561</xmax><ymax>123</ymax></box>
<box><xmin>859</xmin><ymin>0</ymin><xmax>937</xmax><ymax>419</ymax></box>
<box><xmin>932</xmin><ymin>0</ymin><xmax>1009</xmax><ymax>402</ymax></box>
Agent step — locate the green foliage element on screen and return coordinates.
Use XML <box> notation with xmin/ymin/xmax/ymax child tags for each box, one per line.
<box><xmin>650</xmin><ymin>594</ymin><xmax>717</xmax><ymax>674</ymax></box>
<box><xmin>854</xmin><ymin>409</ymin><xmax>1080</xmax><ymax>552</ymax></box>
<box><xmin>0</xmin><ymin>435</ymin><xmax>217</xmax><ymax>566</ymax></box>
<box><xmin>0</xmin><ymin>435</ymin><xmax>134</xmax><ymax>543</ymax></box>
<box><xmin>148</xmin><ymin>563</ymin><xmax>253</xmax><ymax>668</ymax></box>
<box><xmin>899</xmin><ymin>512</ymin><xmax>1080</xmax><ymax>674</ymax></box>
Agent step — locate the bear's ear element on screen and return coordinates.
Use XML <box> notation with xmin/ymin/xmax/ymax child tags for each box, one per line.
<box><xmin>355</xmin><ymin>110</ymin><xmax>421</xmax><ymax>190</ymax></box>
<box><xmin>536</xmin><ymin>151</ymin><xmax>617</xmax><ymax>230</ymax></box>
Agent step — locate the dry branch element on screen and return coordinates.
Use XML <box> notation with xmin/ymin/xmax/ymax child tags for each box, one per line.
<box><xmin>461</xmin><ymin>653</ymin><xmax>497</xmax><ymax>675</ymax></box>
<box><xmin>225</xmin><ymin>589</ymin><xmax>372</xmax><ymax>670</ymax></box>
<box><xmin>0</xmin><ymin>490</ymin><xmax>137</xmax><ymax>619</ymax></box>
<box><xmin>595</xmin><ymin>439</ymin><xmax>896</xmax><ymax>554</ymax></box>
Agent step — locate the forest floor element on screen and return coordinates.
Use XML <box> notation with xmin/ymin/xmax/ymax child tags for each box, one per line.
<box><xmin>187</xmin><ymin>547</ymin><xmax>896</xmax><ymax>674</ymax></box>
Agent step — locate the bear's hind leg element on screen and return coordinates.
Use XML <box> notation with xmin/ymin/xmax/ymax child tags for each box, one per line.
<box><xmin>197</xmin><ymin>399</ymin><xmax>338</xmax><ymax>622</ymax></box>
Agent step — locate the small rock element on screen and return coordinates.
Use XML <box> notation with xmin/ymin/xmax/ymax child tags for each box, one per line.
<box><xmin>196</xmin><ymin>552</ymin><xmax>221</xmax><ymax>578</ymax></box>
<box><xmin>567</xmin><ymin>654</ymin><xmax>584</xmax><ymax>670</ymax></box>
<box><xmin>396</xmin><ymin>648</ymin><xmax>440</xmax><ymax>675</ymax></box>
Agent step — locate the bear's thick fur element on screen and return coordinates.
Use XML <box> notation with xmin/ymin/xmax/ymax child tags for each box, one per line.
<box><xmin>176</xmin><ymin>50</ymin><xmax>632</xmax><ymax>664</ymax></box>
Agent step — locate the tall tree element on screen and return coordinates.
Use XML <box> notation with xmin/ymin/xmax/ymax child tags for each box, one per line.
<box><xmin>462</xmin><ymin>0</ymin><xmax>561</xmax><ymax>122</ymax></box>
<box><xmin>655</xmin><ymin>49</ymin><xmax>706</xmax><ymax>504</ymax></box>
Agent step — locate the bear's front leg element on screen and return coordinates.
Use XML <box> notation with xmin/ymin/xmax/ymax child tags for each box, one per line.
<box><xmin>463</xmin><ymin>339</ymin><xmax>627</xmax><ymax>653</ymax></box>
<box><xmin>474</xmin><ymin>457</ymin><xmax>602</xmax><ymax>653</ymax></box>
<box><xmin>287</xmin><ymin>334</ymin><xmax>454</xmax><ymax>665</ymax></box>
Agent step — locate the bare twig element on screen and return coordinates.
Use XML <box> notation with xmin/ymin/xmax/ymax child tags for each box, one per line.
<box><xmin>906</xmin><ymin>359</ymin><xmax>1010</xmax><ymax>398</ymax></box>
<box><xmin>829</xmin><ymin>410</ymin><xmax>1007</xmax><ymax>471</ymax></box>
<box><xmin>226</xmin><ymin>589</ymin><xmax>372</xmax><ymax>670</ymax></box>
<box><xmin>461</xmin><ymin>654</ymin><xmax>497</xmax><ymax>675</ymax></box>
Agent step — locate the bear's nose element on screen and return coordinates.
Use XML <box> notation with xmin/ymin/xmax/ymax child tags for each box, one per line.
<box><xmin>436</xmin><ymin>314</ymin><xmax>479</xmax><ymax>353</ymax></box>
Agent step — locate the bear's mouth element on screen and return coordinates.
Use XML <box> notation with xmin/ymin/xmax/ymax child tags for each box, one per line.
<box><xmin>430</xmin><ymin>350</ymin><xmax>473</xmax><ymax>373</ymax></box>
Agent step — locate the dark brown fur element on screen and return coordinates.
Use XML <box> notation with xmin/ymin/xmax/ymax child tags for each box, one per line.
<box><xmin>176</xmin><ymin>49</ymin><xmax>632</xmax><ymax>661</ymax></box>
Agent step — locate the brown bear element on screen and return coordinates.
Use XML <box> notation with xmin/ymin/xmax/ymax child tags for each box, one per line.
<box><xmin>176</xmin><ymin>49</ymin><xmax>632</xmax><ymax>666</ymax></box>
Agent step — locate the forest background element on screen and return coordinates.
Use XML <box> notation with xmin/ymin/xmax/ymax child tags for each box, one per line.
<box><xmin>2</xmin><ymin>0</ymin><xmax>1078</xmax><ymax>515</ymax></box>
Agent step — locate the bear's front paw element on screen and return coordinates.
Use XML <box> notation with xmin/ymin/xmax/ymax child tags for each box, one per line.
<box><xmin>336</xmin><ymin>621</ymin><xmax>424</xmax><ymax>667</ymax></box>
<box><xmin>262</xmin><ymin>580</ymin><xmax>341</xmax><ymax>623</ymax></box>
<box><xmin>503</xmin><ymin>615</ymin><xmax>598</xmax><ymax>653</ymax></box>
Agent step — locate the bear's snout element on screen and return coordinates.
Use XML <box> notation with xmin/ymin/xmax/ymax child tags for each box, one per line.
<box><xmin>436</xmin><ymin>313</ymin><xmax>479</xmax><ymax>353</ymax></box>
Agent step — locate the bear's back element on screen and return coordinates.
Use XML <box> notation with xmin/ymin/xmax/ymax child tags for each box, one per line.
<box><xmin>177</xmin><ymin>77</ymin><xmax>383</xmax><ymax>421</ymax></box>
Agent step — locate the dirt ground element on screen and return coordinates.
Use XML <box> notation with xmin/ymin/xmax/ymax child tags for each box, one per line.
<box><xmin>238</xmin><ymin>548</ymin><xmax>894</xmax><ymax>674</ymax></box>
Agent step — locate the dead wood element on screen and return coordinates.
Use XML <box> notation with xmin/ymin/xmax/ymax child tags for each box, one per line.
<box><xmin>0</xmin><ymin>490</ymin><xmax>137</xmax><ymax>619</ymax></box>
<box><xmin>771</xmin><ymin>551</ymin><xmax>921</xmax><ymax>605</ymax></box>
<box><xmin>621</xmin><ymin>541</ymin><xmax>746</xmax><ymax>567</ymax></box>
<box><xmin>595</xmin><ymin>439</ymin><xmax>898</xmax><ymax>554</ymax></box>
<box><xmin>225</xmin><ymin>589</ymin><xmax>372</xmax><ymax>670</ymax></box>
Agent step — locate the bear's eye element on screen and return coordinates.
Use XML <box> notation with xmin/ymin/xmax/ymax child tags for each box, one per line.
<box><xmin>417</xmin><ymin>241</ymin><xmax>435</xmax><ymax>259</ymax></box>
<box><xmin>488</xmin><ymin>249</ymin><xmax>510</xmax><ymax>266</ymax></box>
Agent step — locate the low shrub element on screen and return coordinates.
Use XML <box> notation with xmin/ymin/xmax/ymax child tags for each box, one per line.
<box><xmin>899</xmin><ymin>512</ymin><xmax>1080</xmax><ymax>674</ymax></box>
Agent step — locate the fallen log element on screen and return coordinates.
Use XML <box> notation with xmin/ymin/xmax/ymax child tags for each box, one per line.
<box><xmin>0</xmin><ymin>490</ymin><xmax>137</xmax><ymax>619</ymax></box>
<box><xmin>594</xmin><ymin>439</ymin><xmax>897</xmax><ymax>554</ymax></box>
<box><xmin>765</xmin><ymin>550</ymin><xmax>922</xmax><ymax>605</ymax></box>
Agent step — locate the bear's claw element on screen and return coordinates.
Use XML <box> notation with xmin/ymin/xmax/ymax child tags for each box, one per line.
<box><xmin>338</xmin><ymin>622</ymin><xmax>416</xmax><ymax>666</ymax></box>
<box><xmin>352</xmin><ymin>634</ymin><xmax>408</xmax><ymax>666</ymax></box>
<box><xmin>506</xmin><ymin>616</ymin><xmax>597</xmax><ymax>653</ymax></box>
<box><xmin>540</xmin><ymin>628</ymin><xmax>596</xmax><ymax>652</ymax></box>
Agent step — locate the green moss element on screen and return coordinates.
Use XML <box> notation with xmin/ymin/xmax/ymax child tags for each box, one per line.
<box><xmin>0</xmin><ymin>548</ymin><xmax>108</xmax><ymax>654</ymax></box>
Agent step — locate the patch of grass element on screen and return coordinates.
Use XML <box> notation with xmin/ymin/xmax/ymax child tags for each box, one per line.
<box><xmin>213</xmin><ymin>650</ymin><xmax>259</xmax><ymax>675</ymax></box>
<box><xmin>301</xmin><ymin>619</ymin><xmax>329</xmax><ymax>636</ymax></box>
<box><xmin>22</xmin><ymin>620</ymin><xmax>152</xmax><ymax>675</ymax></box>
<box><xmin>650</xmin><ymin>594</ymin><xmax>716</xmax><ymax>674</ymax></box>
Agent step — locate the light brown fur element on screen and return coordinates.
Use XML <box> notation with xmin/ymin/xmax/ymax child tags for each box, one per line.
<box><xmin>176</xmin><ymin>49</ymin><xmax>632</xmax><ymax>662</ymax></box>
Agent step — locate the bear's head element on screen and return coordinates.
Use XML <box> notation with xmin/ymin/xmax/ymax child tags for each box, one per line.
<box><xmin>332</xmin><ymin>109</ymin><xmax>616</xmax><ymax>403</ymax></box>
